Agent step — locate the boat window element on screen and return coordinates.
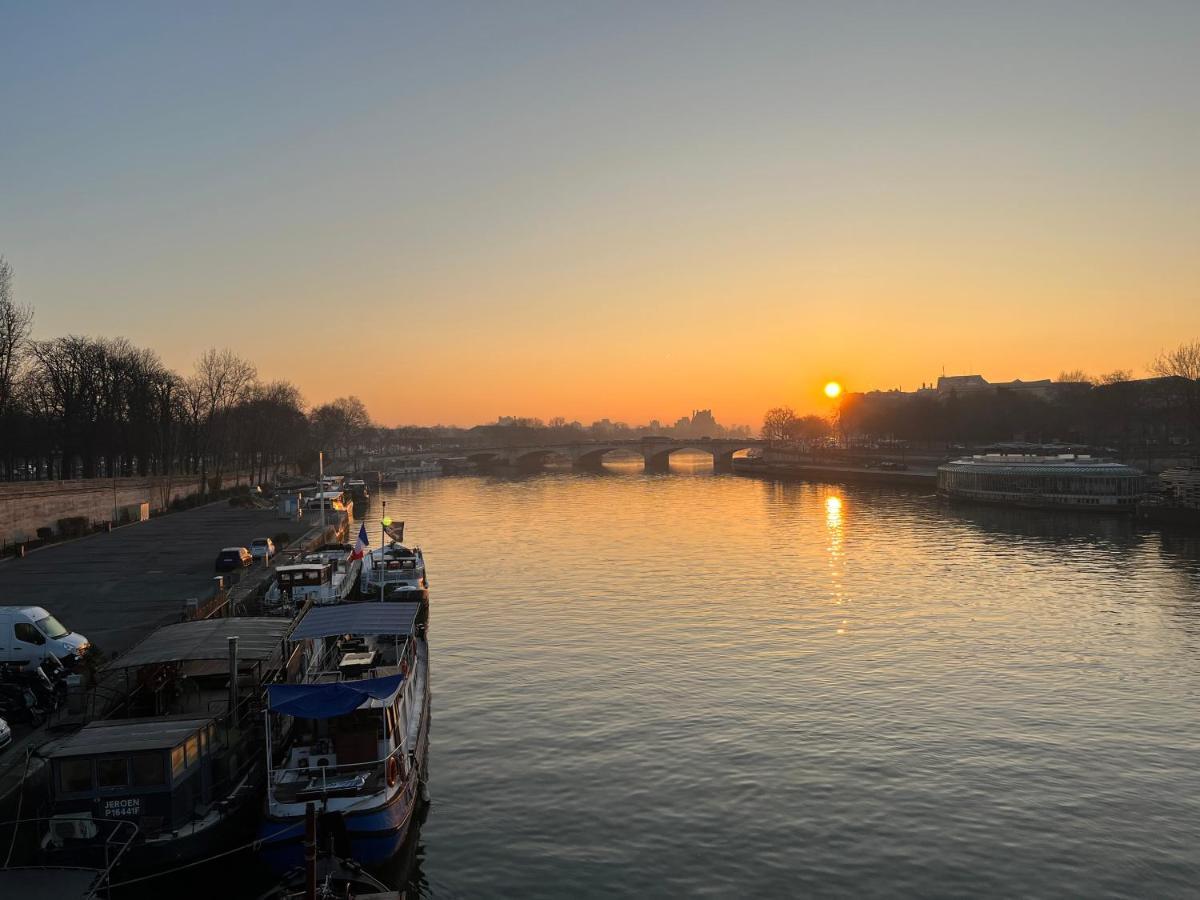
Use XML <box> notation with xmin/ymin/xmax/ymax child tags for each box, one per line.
<box><xmin>171</xmin><ymin>745</ymin><xmax>186</xmax><ymax>778</ymax></box>
<box><xmin>97</xmin><ymin>757</ymin><xmax>128</xmax><ymax>788</ymax></box>
<box><xmin>131</xmin><ymin>753</ymin><xmax>165</xmax><ymax>787</ymax></box>
<box><xmin>60</xmin><ymin>759</ymin><xmax>93</xmax><ymax>793</ymax></box>
<box><xmin>185</xmin><ymin>734</ymin><xmax>200</xmax><ymax>766</ymax></box>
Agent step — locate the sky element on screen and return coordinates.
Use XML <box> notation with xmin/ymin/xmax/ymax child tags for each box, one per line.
<box><xmin>2</xmin><ymin>2</ymin><xmax>1198</xmax><ymax>427</ymax></box>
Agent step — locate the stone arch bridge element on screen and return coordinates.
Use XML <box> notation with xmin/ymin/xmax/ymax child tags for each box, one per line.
<box><xmin>460</xmin><ymin>439</ymin><xmax>765</xmax><ymax>474</ymax></box>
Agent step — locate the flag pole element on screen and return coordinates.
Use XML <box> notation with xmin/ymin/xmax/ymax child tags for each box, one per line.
<box><xmin>318</xmin><ymin>450</ymin><xmax>326</xmax><ymax>536</ymax></box>
<box><xmin>380</xmin><ymin>500</ymin><xmax>387</xmax><ymax>604</ymax></box>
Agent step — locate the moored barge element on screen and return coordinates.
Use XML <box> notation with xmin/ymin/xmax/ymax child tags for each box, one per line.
<box><xmin>937</xmin><ymin>453</ymin><xmax>1145</xmax><ymax>512</ymax></box>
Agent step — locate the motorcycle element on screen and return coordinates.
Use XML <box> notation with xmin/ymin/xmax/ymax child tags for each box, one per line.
<box><xmin>0</xmin><ymin>680</ymin><xmax>43</xmax><ymax>726</ymax></box>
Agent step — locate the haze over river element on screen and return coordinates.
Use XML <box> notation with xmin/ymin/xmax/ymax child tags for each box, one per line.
<box><xmin>361</xmin><ymin>453</ymin><xmax>1200</xmax><ymax>898</ymax></box>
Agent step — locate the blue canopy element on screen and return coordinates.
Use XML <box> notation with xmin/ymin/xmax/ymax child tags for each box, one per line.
<box><xmin>268</xmin><ymin>673</ymin><xmax>404</xmax><ymax>719</ymax></box>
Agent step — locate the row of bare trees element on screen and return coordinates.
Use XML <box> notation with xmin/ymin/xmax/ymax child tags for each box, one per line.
<box><xmin>761</xmin><ymin>407</ymin><xmax>833</xmax><ymax>442</ymax></box>
<box><xmin>0</xmin><ymin>256</ymin><xmax>377</xmax><ymax>490</ymax></box>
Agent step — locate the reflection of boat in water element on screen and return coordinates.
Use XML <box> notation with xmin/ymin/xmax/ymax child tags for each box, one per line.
<box><xmin>938</xmin><ymin>453</ymin><xmax>1145</xmax><ymax>512</ymax></box>
<box><xmin>258</xmin><ymin>601</ymin><xmax>431</xmax><ymax>872</ymax></box>
<box><xmin>39</xmin><ymin>618</ymin><xmax>291</xmax><ymax>877</ymax></box>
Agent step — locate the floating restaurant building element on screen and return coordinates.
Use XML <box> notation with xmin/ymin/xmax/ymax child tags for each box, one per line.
<box><xmin>937</xmin><ymin>454</ymin><xmax>1145</xmax><ymax>512</ymax></box>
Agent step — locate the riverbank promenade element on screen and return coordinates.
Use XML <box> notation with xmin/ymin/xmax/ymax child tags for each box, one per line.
<box><xmin>0</xmin><ymin>500</ymin><xmax>282</xmax><ymax>656</ymax></box>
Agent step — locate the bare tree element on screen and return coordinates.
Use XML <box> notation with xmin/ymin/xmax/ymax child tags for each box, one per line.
<box><xmin>188</xmin><ymin>348</ymin><xmax>257</xmax><ymax>494</ymax></box>
<box><xmin>1097</xmin><ymin>369</ymin><xmax>1132</xmax><ymax>386</ymax></box>
<box><xmin>793</xmin><ymin>414</ymin><xmax>833</xmax><ymax>440</ymax></box>
<box><xmin>762</xmin><ymin>407</ymin><xmax>799</xmax><ymax>441</ymax></box>
<box><xmin>1150</xmin><ymin>341</ymin><xmax>1200</xmax><ymax>381</ymax></box>
<box><xmin>310</xmin><ymin>395</ymin><xmax>373</xmax><ymax>469</ymax></box>
<box><xmin>1150</xmin><ymin>340</ymin><xmax>1200</xmax><ymax>443</ymax></box>
<box><xmin>0</xmin><ymin>257</ymin><xmax>34</xmax><ymax>477</ymax></box>
<box><xmin>1057</xmin><ymin>369</ymin><xmax>1093</xmax><ymax>384</ymax></box>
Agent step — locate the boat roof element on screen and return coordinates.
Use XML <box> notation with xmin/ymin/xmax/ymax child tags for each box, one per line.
<box><xmin>105</xmin><ymin>617</ymin><xmax>290</xmax><ymax>671</ymax></box>
<box><xmin>290</xmin><ymin>602</ymin><xmax>421</xmax><ymax>641</ymax></box>
<box><xmin>49</xmin><ymin>716</ymin><xmax>213</xmax><ymax>757</ymax></box>
<box><xmin>940</xmin><ymin>455</ymin><xmax>1144</xmax><ymax>476</ymax></box>
<box><xmin>278</xmin><ymin>563</ymin><xmax>331</xmax><ymax>572</ymax></box>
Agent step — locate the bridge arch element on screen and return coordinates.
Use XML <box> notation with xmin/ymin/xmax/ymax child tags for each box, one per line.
<box><xmin>571</xmin><ymin>445</ymin><xmax>640</xmax><ymax>471</ymax></box>
<box><xmin>512</xmin><ymin>449</ymin><xmax>570</xmax><ymax>471</ymax></box>
<box><xmin>465</xmin><ymin>451</ymin><xmax>502</xmax><ymax>466</ymax></box>
<box><xmin>643</xmin><ymin>443</ymin><xmax>759</xmax><ymax>473</ymax></box>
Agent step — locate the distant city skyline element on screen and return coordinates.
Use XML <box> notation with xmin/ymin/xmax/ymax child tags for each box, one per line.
<box><xmin>3</xmin><ymin>3</ymin><xmax>1198</xmax><ymax>426</ymax></box>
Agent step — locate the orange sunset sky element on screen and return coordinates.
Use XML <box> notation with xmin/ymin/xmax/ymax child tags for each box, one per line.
<box><xmin>2</xmin><ymin>4</ymin><xmax>1198</xmax><ymax>427</ymax></box>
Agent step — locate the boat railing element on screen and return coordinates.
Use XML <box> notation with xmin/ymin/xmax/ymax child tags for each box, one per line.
<box><xmin>3</xmin><ymin>815</ymin><xmax>138</xmax><ymax>897</ymax></box>
<box><xmin>365</xmin><ymin>562</ymin><xmax>422</xmax><ymax>578</ymax></box>
<box><xmin>268</xmin><ymin>744</ymin><xmax>408</xmax><ymax>804</ymax></box>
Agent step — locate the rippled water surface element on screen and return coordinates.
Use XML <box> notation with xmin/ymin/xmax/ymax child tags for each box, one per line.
<box><xmin>360</xmin><ymin>456</ymin><xmax>1200</xmax><ymax>898</ymax></box>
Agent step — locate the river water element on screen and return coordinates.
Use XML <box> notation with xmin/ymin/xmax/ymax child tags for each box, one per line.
<box><xmin>358</xmin><ymin>454</ymin><xmax>1200</xmax><ymax>898</ymax></box>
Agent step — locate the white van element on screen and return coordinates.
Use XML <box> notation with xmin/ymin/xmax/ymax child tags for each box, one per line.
<box><xmin>0</xmin><ymin>607</ymin><xmax>90</xmax><ymax>669</ymax></box>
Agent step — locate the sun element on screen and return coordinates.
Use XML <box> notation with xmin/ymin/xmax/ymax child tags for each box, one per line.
<box><xmin>824</xmin><ymin>381</ymin><xmax>842</xmax><ymax>399</ymax></box>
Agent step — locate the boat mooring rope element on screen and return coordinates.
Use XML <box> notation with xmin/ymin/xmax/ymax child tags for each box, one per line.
<box><xmin>106</xmin><ymin>821</ymin><xmax>305</xmax><ymax>888</ymax></box>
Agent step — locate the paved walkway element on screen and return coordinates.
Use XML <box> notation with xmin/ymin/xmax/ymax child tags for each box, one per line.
<box><xmin>0</xmin><ymin>502</ymin><xmax>286</xmax><ymax>657</ymax></box>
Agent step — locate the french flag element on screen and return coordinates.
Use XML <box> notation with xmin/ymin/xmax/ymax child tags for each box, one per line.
<box><xmin>351</xmin><ymin>522</ymin><xmax>369</xmax><ymax>560</ymax></box>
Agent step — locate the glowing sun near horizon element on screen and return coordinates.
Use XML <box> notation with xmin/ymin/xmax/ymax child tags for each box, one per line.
<box><xmin>824</xmin><ymin>381</ymin><xmax>843</xmax><ymax>399</ymax></box>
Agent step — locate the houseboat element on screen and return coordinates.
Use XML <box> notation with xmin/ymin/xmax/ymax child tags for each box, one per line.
<box><xmin>359</xmin><ymin>541</ymin><xmax>428</xmax><ymax>603</ymax></box>
<box><xmin>264</xmin><ymin>558</ymin><xmax>360</xmax><ymax>613</ymax></box>
<box><xmin>305</xmin><ymin>490</ymin><xmax>353</xmax><ymax>521</ymax></box>
<box><xmin>345</xmin><ymin>479</ymin><xmax>371</xmax><ymax>507</ymax></box>
<box><xmin>257</xmin><ymin>601</ymin><xmax>431</xmax><ymax>872</ymax></box>
<box><xmin>40</xmin><ymin>618</ymin><xmax>292</xmax><ymax>875</ymax></box>
<box><xmin>380</xmin><ymin>459</ymin><xmax>440</xmax><ymax>485</ymax></box>
<box><xmin>937</xmin><ymin>453</ymin><xmax>1145</xmax><ymax>512</ymax></box>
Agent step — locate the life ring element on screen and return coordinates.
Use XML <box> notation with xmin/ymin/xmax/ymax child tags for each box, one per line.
<box><xmin>386</xmin><ymin>756</ymin><xmax>399</xmax><ymax>787</ymax></box>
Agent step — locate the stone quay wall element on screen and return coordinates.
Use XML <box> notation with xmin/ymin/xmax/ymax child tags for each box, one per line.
<box><xmin>0</xmin><ymin>473</ymin><xmax>255</xmax><ymax>547</ymax></box>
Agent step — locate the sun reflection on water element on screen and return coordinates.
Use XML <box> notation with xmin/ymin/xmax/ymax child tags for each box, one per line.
<box><xmin>825</xmin><ymin>493</ymin><xmax>846</xmax><ymax>612</ymax></box>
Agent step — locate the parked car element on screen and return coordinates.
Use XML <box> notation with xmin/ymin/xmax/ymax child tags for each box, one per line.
<box><xmin>250</xmin><ymin>538</ymin><xmax>276</xmax><ymax>560</ymax></box>
<box><xmin>215</xmin><ymin>547</ymin><xmax>253</xmax><ymax>572</ymax></box>
<box><xmin>0</xmin><ymin>606</ymin><xmax>90</xmax><ymax>670</ymax></box>
<box><xmin>0</xmin><ymin>716</ymin><xmax>11</xmax><ymax>752</ymax></box>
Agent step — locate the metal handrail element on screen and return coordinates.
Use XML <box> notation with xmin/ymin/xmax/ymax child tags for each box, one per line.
<box><xmin>0</xmin><ymin>814</ymin><xmax>139</xmax><ymax>900</ymax></box>
<box><xmin>267</xmin><ymin>744</ymin><xmax>407</xmax><ymax>801</ymax></box>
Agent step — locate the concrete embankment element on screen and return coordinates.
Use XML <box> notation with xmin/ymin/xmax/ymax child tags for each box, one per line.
<box><xmin>733</xmin><ymin>459</ymin><xmax>938</xmax><ymax>488</ymax></box>
<box><xmin>0</xmin><ymin>500</ymin><xmax>288</xmax><ymax>655</ymax></box>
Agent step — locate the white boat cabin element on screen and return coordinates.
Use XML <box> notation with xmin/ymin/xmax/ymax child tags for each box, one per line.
<box><xmin>360</xmin><ymin>542</ymin><xmax>427</xmax><ymax>601</ymax></box>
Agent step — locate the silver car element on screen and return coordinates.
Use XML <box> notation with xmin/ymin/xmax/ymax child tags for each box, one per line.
<box><xmin>250</xmin><ymin>538</ymin><xmax>276</xmax><ymax>560</ymax></box>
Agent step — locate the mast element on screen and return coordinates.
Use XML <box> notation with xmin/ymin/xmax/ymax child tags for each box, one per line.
<box><xmin>318</xmin><ymin>449</ymin><xmax>326</xmax><ymax>535</ymax></box>
<box><xmin>380</xmin><ymin>500</ymin><xmax>387</xmax><ymax>603</ymax></box>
